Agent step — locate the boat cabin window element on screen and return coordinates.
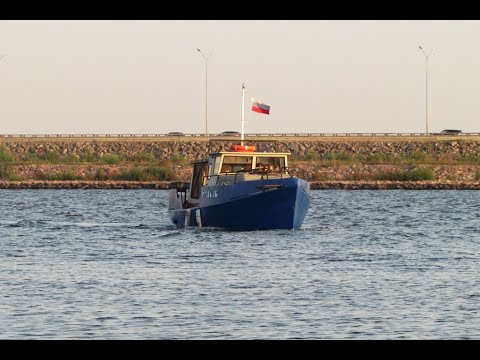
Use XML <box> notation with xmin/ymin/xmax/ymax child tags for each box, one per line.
<box><xmin>208</xmin><ymin>155</ymin><xmax>221</xmax><ymax>177</ymax></box>
<box><xmin>190</xmin><ymin>161</ymin><xmax>208</xmax><ymax>199</ymax></box>
<box><xmin>221</xmin><ymin>156</ymin><xmax>253</xmax><ymax>173</ymax></box>
<box><xmin>255</xmin><ymin>156</ymin><xmax>285</xmax><ymax>173</ymax></box>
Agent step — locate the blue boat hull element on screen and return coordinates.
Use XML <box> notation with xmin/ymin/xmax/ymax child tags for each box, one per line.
<box><xmin>169</xmin><ymin>177</ymin><xmax>310</xmax><ymax>230</ymax></box>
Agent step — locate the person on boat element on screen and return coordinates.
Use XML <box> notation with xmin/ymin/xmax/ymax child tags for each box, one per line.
<box><xmin>240</xmin><ymin>164</ymin><xmax>252</xmax><ymax>172</ymax></box>
<box><xmin>255</xmin><ymin>163</ymin><xmax>270</xmax><ymax>173</ymax></box>
<box><xmin>221</xmin><ymin>164</ymin><xmax>232</xmax><ymax>173</ymax></box>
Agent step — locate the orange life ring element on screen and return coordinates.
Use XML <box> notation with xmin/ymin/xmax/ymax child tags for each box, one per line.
<box><xmin>230</xmin><ymin>144</ymin><xmax>256</xmax><ymax>152</ymax></box>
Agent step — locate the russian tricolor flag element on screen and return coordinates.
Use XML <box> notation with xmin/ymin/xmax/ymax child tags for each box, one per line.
<box><xmin>251</xmin><ymin>98</ymin><xmax>270</xmax><ymax>115</ymax></box>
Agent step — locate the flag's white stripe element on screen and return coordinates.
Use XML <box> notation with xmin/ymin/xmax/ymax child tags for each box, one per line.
<box><xmin>251</xmin><ymin>97</ymin><xmax>270</xmax><ymax>106</ymax></box>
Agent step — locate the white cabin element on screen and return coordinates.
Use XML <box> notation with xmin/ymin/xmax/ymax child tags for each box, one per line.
<box><xmin>189</xmin><ymin>150</ymin><xmax>291</xmax><ymax>200</ymax></box>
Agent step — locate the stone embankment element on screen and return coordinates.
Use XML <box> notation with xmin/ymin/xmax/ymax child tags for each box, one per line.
<box><xmin>0</xmin><ymin>180</ymin><xmax>174</xmax><ymax>189</ymax></box>
<box><xmin>1</xmin><ymin>137</ymin><xmax>479</xmax><ymax>189</ymax></box>
<box><xmin>2</xmin><ymin>180</ymin><xmax>480</xmax><ymax>190</ymax></box>
<box><xmin>310</xmin><ymin>180</ymin><xmax>480</xmax><ymax>190</ymax></box>
<box><xmin>1</xmin><ymin>137</ymin><xmax>480</xmax><ymax>160</ymax></box>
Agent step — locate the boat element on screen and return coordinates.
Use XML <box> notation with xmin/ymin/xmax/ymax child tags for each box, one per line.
<box><xmin>167</xmin><ymin>83</ymin><xmax>311</xmax><ymax>230</ymax></box>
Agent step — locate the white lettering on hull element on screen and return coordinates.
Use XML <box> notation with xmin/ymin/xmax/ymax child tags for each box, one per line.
<box><xmin>201</xmin><ymin>190</ymin><xmax>218</xmax><ymax>198</ymax></box>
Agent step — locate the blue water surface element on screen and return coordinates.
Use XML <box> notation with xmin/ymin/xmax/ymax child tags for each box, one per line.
<box><xmin>1</xmin><ymin>189</ymin><xmax>479</xmax><ymax>339</ymax></box>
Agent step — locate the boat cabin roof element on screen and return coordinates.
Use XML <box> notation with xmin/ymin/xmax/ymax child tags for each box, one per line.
<box><xmin>211</xmin><ymin>151</ymin><xmax>291</xmax><ymax>156</ymax></box>
<box><xmin>193</xmin><ymin>151</ymin><xmax>291</xmax><ymax>164</ymax></box>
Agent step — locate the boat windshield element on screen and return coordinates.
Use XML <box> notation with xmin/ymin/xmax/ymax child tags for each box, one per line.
<box><xmin>221</xmin><ymin>156</ymin><xmax>253</xmax><ymax>173</ymax></box>
<box><xmin>255</xmin><ymin>156</ymin><xmax>285</xmax><ymax>173</ymax></box>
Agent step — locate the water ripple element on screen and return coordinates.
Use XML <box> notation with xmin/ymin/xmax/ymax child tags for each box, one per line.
<box><xmin>1</xmin><ymin>189</ymin><xmax>480</xmax><ymax>339</ymax></box>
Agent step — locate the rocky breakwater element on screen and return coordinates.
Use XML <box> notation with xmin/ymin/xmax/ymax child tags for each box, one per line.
<box><xmin>274</xmin><ymin>139</ymin><xmax>480</xmax><ymax>158</ymax></box>
<box><xmin>310</xmin><ymin>180</ymin><xmax>480</xmax><ymax>190</ymax></box>
<box><xmin>299</xmin><ymin>164</ymin><xmax>480</xmax><ymax>182</ymax></box>
<box><xmin>2</xmin><ymin>179</ymin><xmax>480</xmax><ymax>190</ymax></box>
<box><xmin>0</xmin><ymin>139</ymin><xmax>212</xmax><ymax>161</ymax></box>
<box><xmin>1</xmin><ymin>137</ymin><xmax>479</xmax><ymax>190</ymax></box>
<box><xmin>0</xmin><ymin>180</ymin><xmax>176</xmax><ymax>189</ymax></box>
<box><xmin>1</xmin><ymin>137</ymin><xmax>479</xmax><ymax>160</ymax></box>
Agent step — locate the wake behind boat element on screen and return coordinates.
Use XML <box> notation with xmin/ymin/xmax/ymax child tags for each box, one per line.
<box><xmin>168</xmin><ymin>83</ymin><xmax>311</xmax><ymax>230</ymax></box>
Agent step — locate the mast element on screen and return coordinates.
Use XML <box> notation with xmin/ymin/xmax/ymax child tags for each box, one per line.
<box><xmin>241</xmin><ymin>82</ymin><xmax>245</xmax><ymax>145</ymax></box>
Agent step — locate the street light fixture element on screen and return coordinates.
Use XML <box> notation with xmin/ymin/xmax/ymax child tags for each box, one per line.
<box><xmin>419</xmin><ymin>45</ymin><xmax>433</xmax><ymax>135</ymax></box>
<box><xmin>196</xmin><ymin>48</ymin><xmax>215</xmax><ymax>136</ymax></box>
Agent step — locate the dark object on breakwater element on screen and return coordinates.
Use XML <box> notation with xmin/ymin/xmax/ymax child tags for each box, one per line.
<box><xmin>440</xmin><ymin>129</ymin><xmax>462</xmax><ymax>135</ymax></box>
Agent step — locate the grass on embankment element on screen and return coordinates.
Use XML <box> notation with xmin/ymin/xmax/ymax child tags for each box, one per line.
<box><xmin>2</xmin><ymin>145</ymin><xmax>480</xmax><ymax>182</ymax></box>
<box><xmin>289</xmin><ymin>151</ymin><xmax>480</xmax><ymax>182</ymax></box>
<box><xmin>0</xmin><ymin>145</ymin><xmax>19</xmax><ymax>180</ymax></box>
<box><xmin>20</xmin><ymin>150</ymin><xmax>188</xmax><ymax>166</ymax></box>
<box><xmin>290</xmin><ymin>150</ymin><xmax>480</xmax><ymax>166</ymax></box>
<box><xmin>0</xmin><ymin>145</ymin><xmax>184</xmax><ymax>181</ymax></box>
<box><xmin>303</xmin><ymin>166</ymin><xmax>437</xmax><ymax>182</ymax></box>
<box><xmin>371</xmin><ymin>168</ymin><xmax>435</xmax><ymax>181</ymax></box>
<box><xmin>475</xmin><ymin>170</ymin><xmax>480</xmax><ymax>181</ymax></box>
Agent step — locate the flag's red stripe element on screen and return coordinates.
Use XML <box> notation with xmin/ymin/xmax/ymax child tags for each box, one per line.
<box><xmin>252</xmin><ymin>106</ymin><xmax>270</xmax><ymax>114</ymax></box>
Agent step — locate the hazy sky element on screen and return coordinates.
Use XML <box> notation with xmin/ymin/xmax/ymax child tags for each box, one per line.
<box><xmin>1</xmin><ymin>20</ymin><xmax>480</xmax><ymax>135</ymax></box>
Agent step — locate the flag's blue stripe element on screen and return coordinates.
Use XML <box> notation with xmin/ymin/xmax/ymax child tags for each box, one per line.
<box><xmin>254</xmin><ymin>103</ymin><xmax>270</xmax><ymax>111</ymax></box>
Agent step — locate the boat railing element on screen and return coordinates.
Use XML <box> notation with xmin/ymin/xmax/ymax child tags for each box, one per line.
<box><xmin>169</xmin><ymin>181</ymin><xmax>190</xmax><ymax>209</ymax></box>
<box><xmin>169</xmin><ymin>181</ymin><xmax>190</xmax><ymax>191</ymax></box>
<box><xmin>252</xmin><ymin>167</ymin><xmax>287</xmax><ymax>180</ymax></box>
<box><xmin>206</xmin><ymin>167</ymin><xmax>288</xmax><ymax>185</ymax></box>
<box><xmin>204</xmin><ymin>166</ymin><xmax>311</xmax><ymax>186</ymax></box>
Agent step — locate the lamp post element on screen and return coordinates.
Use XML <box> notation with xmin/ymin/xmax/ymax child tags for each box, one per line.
<box><xmin>419</xmin><ymin>45</ymin><xmax>433</xmax><ymax>135</ymax></box>
<box><xmin>196</xmin><ymin>48</ymin><xmax>215</xmax><ymax>136</ymax></box>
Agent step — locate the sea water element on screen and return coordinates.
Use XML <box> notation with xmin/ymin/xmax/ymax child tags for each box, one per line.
<box><xmin>1</xmin><ymin>189</ymin><xmax>479</xmax><ymax>339</ymax></box>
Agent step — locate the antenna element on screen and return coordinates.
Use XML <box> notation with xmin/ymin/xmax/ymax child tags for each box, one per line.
<box><xmin>241</xmin><ymin>82</ymin><xmax>246</xmax><ymax>145</ymax></box>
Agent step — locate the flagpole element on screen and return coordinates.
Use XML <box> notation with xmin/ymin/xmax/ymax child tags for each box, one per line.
<box><xmin>241</xmin><ymin>82</ymin><xmax>245</xmax><ymax>146</ymax></box>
